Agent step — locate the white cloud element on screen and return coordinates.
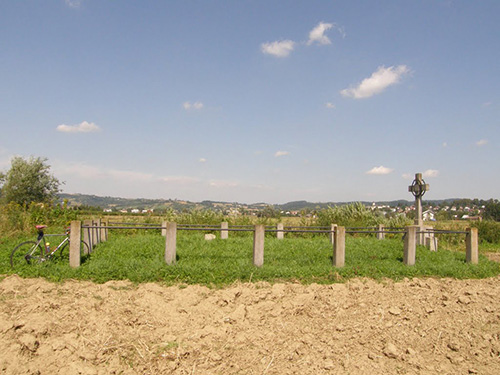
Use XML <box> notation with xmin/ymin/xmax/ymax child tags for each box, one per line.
<box><xmin>199</xmin><ymin>158</ymin><xmax>207</xmax><ymax>163</ymax></box>
<box><xmin>261</xmin><ymin>40</ymin><xmax>295</xmax><ymax>58</ymax></box>
<box><xmin>209</xmin><ymin>180</ymin><xmax>239</xmax><ymax>188</ymax></box>
<box><xmin>325</xmin><ymin>102</ymin><xmax>336</xmax><ymax>109</ymax></box>
<box><xmin>366</xmin><ymin>166</ymin><xmax>393</xmax><ymax>175</ymax></box>
<box><xmin>56</xmin><ymin>121</ymin><xmax>100</xmax><ymax>133</ymax></box>
<box><xmin>307</xmin><ymin>22</ymin><xmax>333</xmax><ymax>45</ymax></box>
<box><xmin>275</xmin><ymin>151</ymin><xmax>290</xmax><ymax>157</ymax></box>
<box><xmin>183</xmin><ymin>101</ymin><xmax>204</xmax><ymax>110</ymax></box>
<box><xmin>476</xmin><ymin>139</ymin><xmax>488</xmax><ymax>146</ymax></box>
<box><xmin>423</xmin><ymin>169</ymin><xmax>439</xmax><ymax>178</ymax></box>
<box><xmin>442</xmin><ymin>142</ymin><xmax>448</xmax><ymax>148</ymax></box>
<box><xmin>65</xmin><ymin>0</ymin><xmax>82</xmax><ymax>8</ymax></box>
<box><xmin>341</xmin><ymin>65</ymin><xmax>410</xmax><ymax>99</ymax></box>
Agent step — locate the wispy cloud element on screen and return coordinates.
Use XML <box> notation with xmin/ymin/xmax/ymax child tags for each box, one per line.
<box><xmin>423</xmin><ymin>169</ymin><xmax>439</xmax><ymax>178</ymax></box>
<box><xmin>275</xmin><ymin>151</ymin><xmax>290</xmax><ymax>157</ymax></box>
<box><xmin>56</xmin><ymin>121</ymin><xmax>100</xmax><ymax>133</ymax></box>
<box><xmin>476</xmin><ymin>139</ymin><xmax>488</xmax><ymax>146</ymax></box>
<box><xmin>366</xmin><ymin>166</ymin><xmax>393</xmax><ymax>175</ymax></box>
<box><xmin>261</xmin><ymin>40</ymin><xmax>295</xmax><ymax>58</ymax></box>
<box><xmin>325</xmin><ymin>102</ymin><xmax>336</xmax><ymax>109</ymax></box>
<box><xmin>55</xmin><ymin>161</ymin><xmax>202</xmax><ymax>186</ymax></box>
<box><xmin>65</xmin><ymin>0</ymin><xmax>82</xmax><ymax>8</ymax></box>
<box><xmin>199</xmin><ymin>158</ymin><xmax>207</xmax><ymax>163</ymax></box>
<box><xmin>209</xmin><ymin>180</ymin><xmax>239</xmax><ymax>188</ymax></box>
<box><xmin>183</xmin><ymin>101</ymin><xmax>204</xmax><ymax>110</ymax></box>
<box><xmin>341</xmin><ymin>65</ymin><xmax>410</xmax><ymax>99</ymax></box>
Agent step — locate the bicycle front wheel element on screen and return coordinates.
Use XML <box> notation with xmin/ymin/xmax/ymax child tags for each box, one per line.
<box><xmin>10</xmin><ymin>241</ymin><xmax>45</xmax><ymax>268</ymax></box>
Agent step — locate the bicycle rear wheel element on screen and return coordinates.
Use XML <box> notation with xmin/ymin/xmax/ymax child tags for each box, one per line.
<box><xmin>10</xmin><ymin>241</ymin><xmax>45</xmax><ymax>268</ymax></box>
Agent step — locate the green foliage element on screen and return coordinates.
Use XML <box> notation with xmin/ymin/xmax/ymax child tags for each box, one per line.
<box><xmin>0</xmin><ymin>203</ymin><xmax>77</xmax><ymax>237</ymax></box>
<box><xmin>176</xmin><ymin>209</ymin><xmax>224</xmax><ymax>225</ymax></box>
<box><xmin>472</xmin><ymin>220</ymin><xmax>500</xmax><ymax>244</ymax></box>
<box><xmin>317</xmin><ymin>202</ymin><xmax>383</xmax><ymax>228</ymax></box>
<box><xmin>1</xmin><ymin>156</ymin><xmax>61</xmax><ymax>206</ymax></box>
<box><xmin>385</xmin><ymin>214</ymin><xmax>412</xmax><ymax>228</ymax></box>
<box><xmin>483</xmin><ymin>199</ymin><xmax>500</xmax><ymax>221</ymax></box>
<box><xmin>2</xmin><ymin>233</ymin><xmax>498</xmax><ymax>285</ymax></box>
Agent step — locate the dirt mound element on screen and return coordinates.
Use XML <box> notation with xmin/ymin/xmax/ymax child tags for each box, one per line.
<box><xmin>1</xmin><ymin>275</ymin><xmax>499</xmax><ymax>374</ymax></box>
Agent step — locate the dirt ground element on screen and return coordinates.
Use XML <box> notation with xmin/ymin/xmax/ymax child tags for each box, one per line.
<box><xmin>1</xmin><ymin>275</ymin><xmax>499</xmax><ymax>375</ymax></box>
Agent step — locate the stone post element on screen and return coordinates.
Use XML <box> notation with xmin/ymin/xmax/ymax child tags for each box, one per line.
<box><xmin>403</xmin><ymin>225</ymin><xmax>418</xmax><ymax>266</ymax></box>
<box><xmin>333</xmin><ymin>226</ymin><xmax>345</xmax><ymax>268</ymax></box>
<box><xmin>95</xmin><ymin>218</ymin><xmax>101</xmax><ymax>246</ymax></box>
<box><xmin>277</xmin><ymin>223</ymin><xmax>284</xmax><ymax>240</ymax></box>
<box><xmin>221</xmin><ymin>222</ymin><xmax>229</xmax><ymax>240</ymax></box>
<box><xmin>100</xmin><ymin>218</ymin><xmax>108</xmax><ymax>242</ymax></box>
<box><xmin>69</xmin><ymin>221</ymin><xmax>81</xmax><ymax>268</ymax></box>
<box><xmin>424</xmin><ymin>226</ymin><xmax>437</xmax><ymax>252</ymax></box>
<box><xmin>377</xmin><ymin>224</ymin><xmax>385</xmax><ymax>240</ymax></box>
<box><xmin>466</xmin><ymin>227</ymin><xmax>478</xmax><ymax>264</ymax></box>
<box><xmin>330</xmin><ymin>224</ymin><xmax>337</xmax><ymax>245</ymax></box>
<box><xmin>164</xmin><ymin>222</ymin><xmax>177</xmax><ymax>265</ymax></box>
<box><xmin>253</xmin><ymin>224</ymin><xmax>265</xmax><ymax>267</ymax></box>
<box><xmin>83</xmin><ymin>219</ymin><xmax>92</xmax><ymax>254</ymax></box>
<box><xmin>161</xmin><ymin>221</ymin><xmax>167</xmax><ymax>237</ymax></box>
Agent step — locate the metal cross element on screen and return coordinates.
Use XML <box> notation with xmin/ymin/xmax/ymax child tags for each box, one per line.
<box><xmin>408</xmin><ymin>173</ymin><xmax>429</xmax><ymax>198</ymax></box>
<box><xmin>408</xmin><ymin>173</ymin><xmax>430</xmax><ymax>228</ymax></box>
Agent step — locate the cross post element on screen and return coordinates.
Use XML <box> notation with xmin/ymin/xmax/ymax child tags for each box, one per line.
<box><xmin>408</xmin><ymin>173</ymin><xmax>429</xmax><ymax>244</ymax></box>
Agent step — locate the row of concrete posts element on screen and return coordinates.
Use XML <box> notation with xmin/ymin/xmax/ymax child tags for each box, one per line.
<box><xmin>68</xmin><ymin>221</ymin><xmax>479</xmax><ymax>269</ymax></box>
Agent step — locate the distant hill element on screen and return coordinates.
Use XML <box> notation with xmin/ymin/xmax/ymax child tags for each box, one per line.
<box><xmin>58</xmin><ymin>193</ymin><xmax>460</xmax><ymax>213</ymax></box>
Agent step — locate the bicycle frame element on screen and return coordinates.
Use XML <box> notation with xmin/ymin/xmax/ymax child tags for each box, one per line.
<box><xmin>28</xmin><ymin>228</ymin><xmax>70</xmax><ymax>260</ymax></box>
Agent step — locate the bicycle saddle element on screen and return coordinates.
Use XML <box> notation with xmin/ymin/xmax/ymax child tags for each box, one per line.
<box><xmin>35</xmin><ymin>225</ymin><xmax>47</xmax><ymax>230</ymax></box>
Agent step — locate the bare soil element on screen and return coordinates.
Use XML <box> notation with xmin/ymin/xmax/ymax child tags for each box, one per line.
<box><xmin>1</xmin><ymin>275</ymin><xmax>499</xmax><ymax>375</ymax></box>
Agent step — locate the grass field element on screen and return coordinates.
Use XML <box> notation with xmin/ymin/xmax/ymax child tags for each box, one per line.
<box><xmin>1</xmin><ymin>230</ymin><xmax>499</xmax><ymax>286</ymax></box>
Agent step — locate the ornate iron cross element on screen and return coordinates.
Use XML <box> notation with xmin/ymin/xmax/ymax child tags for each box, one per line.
<box><xmin>408</xmin><ymin>173</ymin><xmax>429</xmax><ymax>198</ymax></box>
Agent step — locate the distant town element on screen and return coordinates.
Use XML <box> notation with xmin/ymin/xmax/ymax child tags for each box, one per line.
<box><xmin>59</xmin><ymin>194</ymin><xmax>490</xmax><ymax>221</ymax></box>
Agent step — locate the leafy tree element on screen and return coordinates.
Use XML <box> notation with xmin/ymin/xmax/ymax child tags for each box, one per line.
<box><xmin>483</xmin><ymin>199</ymin><xmax>500</xmax><ymax>221</ymax></box>
<box><xmin>0</xmin><ymin>156</ymin><xmax>61</xmax><ymax>206</ymax></box>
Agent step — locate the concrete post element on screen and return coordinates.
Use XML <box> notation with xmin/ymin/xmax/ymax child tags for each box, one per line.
<box><xmin>221</xmin><ymin>222</ymin><xmax>229</xmax><ymax>240</ymax></box>
<box><xmin>466</xmin><ymin>227</ymin><xmax>479</xmax><ymax>264</ymax></box>
<box><xmin>333</xmin><ymin>226</ymin><xmax>345</xmax><ymax>268</ymax></box>
<box><xmin>83</xmin><ymin>219</ymin><xmax>92</xmax><ymax>254</ymax></box>
<box><xmin>404</xmin><ymin>225</ymin><xmax>418</xmax><ymax>266</ymax></box>
<box><xmin>424</xmin><ymin>226</ymin><xmax>437</xmax><ymax>252</ymax></box>
<box><xmin>164</xmin><ymin>222</ymin><xmax>177</xmax><ymax>265</ymax></box>
<box><xmin>253</xmin><ymin>224</ymin><xmax>265</xmax><ymax>267</ymax></box>
<box><xmin>95</xmin><ymin>218</ymin><xmax>101</xmax><ymax>245</ymax></box>
<box><xmin>161</xmin><ymin>221</ymin><xmax>167</xmax><ymax>237</ymax></box>
<box><xmin>330</xmin><ymin>224</ymin><xmax>337</xmax><ymax>245</ymax></box>
<box><xmin>377</xmin><ymin>224</ymin><xmax>385</xmax><ymax>240</ymax></box>
<box><xmin>277</xmin><ymin>223</ymin><xmax>284</xmax><ymax>240</ymax></box>
<box><xmin>100</xmin><ymin>218</ymin><xmax>108</xmax><ymax>242</ymax></box>
<box><xmin>69</xmin><ymin>221</ymin><xmax>81</xmax><ymax>268</ymax></box>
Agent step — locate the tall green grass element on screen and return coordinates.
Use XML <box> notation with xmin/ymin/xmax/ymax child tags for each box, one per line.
<box><xmin>1</xmin><ymin>232</ymin><xmax>498</xmax><ymax>286</ymax></box>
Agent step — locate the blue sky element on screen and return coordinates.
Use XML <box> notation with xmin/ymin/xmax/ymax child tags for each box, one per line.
<box><xmin>1</xmin><ymin>0</ymin><xmax>499</xmax><ymax>204</ymax></box>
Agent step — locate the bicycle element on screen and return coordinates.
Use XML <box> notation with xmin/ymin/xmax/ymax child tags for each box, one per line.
<box><xmin>10</xmin><ymin>225</ymin><xmax>90</xmax><ymax>268</ymax></box>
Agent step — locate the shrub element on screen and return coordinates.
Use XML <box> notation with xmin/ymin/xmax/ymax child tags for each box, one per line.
<box><xmin>472</xmin><ymin>220</ymin><xmax>500</xmax><ymax>244</ymax></box>
<box><xmin>317</xmin><ymin>202</ymin><xmax>383</xmax><ymax>228</ymax></box>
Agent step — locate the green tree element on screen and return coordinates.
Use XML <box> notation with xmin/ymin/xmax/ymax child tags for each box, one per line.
<box><xmin>0</xmin><ymin>156</ymin><xmax>61</xmax><ymax>206</ymax></box>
